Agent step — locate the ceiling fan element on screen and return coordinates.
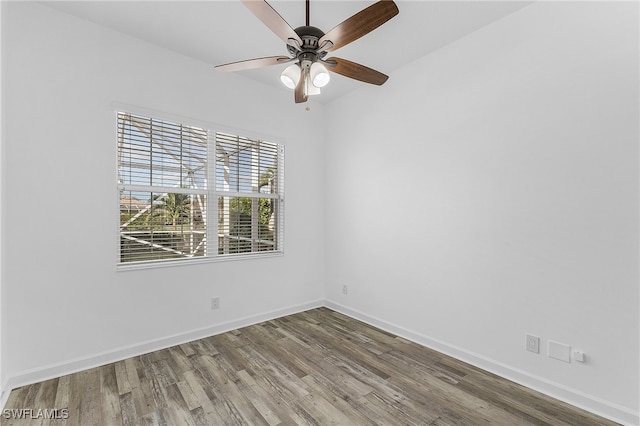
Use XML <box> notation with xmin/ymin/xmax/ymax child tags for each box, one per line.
<box><xmin>215</xmin><ymin>0</ymin><xmax>399</xmax><ymax>104</ymax></box>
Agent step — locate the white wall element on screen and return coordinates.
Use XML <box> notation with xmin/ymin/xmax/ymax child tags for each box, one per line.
<box><xmin>324</xmin><ymin>2</ymin><xmax>638</xmax><ymax>424</ymax></box>
<box><xmin>0</xmin><ymin>0</ymin><xmax>5</xmax><ymax>409</ymax></box>
<box><xmin>2</xmin><ymin>1</ymin><xmax>325</xmax><ymax>386</ymax></box>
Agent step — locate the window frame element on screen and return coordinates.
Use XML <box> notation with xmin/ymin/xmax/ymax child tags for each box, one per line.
<box><xmin>115</xmin><ymin>107</ymin><xmax>284</xmax><ymax>271</ymax></box>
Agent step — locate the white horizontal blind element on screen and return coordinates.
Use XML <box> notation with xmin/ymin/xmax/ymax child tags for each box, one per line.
<box><xmin>117</xmin><ymin>112</ymin><xmax>284</xmax><ymax>267</ymax></box>
<box><xmin>215</xmin><ymin>132</ymin><xmax>284</xmax><ymax>256</ymax></box>
<box><xmin>117</xmin><ymin>112</ymin><xmax>208</xmax><ymax>264</ymax></box>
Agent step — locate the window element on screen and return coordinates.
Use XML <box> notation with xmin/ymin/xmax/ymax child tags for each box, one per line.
<box><xmin>215</xmin><ymin>132</ymin><xmax>284</xmax><ymax>255</ymax></box>
<box><xmin>117</xmin><ymin>112</ymin><xmax>284</xmax><ymax>266</ymax></box>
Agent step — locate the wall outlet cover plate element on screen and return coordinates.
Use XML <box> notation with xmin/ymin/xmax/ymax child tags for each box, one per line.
<box><xmin>548</xmin><ymin>340</ymin><xmax>571</xmax><ymax>363</ymax></box>
<box><xmin>526</xmin><ymin>334</ymin><xmax>540</xmax><ymax>354</ymax></box>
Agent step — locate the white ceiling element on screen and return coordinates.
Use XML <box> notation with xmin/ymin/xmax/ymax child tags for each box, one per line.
<box><xmin>44</xmin><ymin>0</ymin><xmax>532</xmax><ymax>104</ymax></box>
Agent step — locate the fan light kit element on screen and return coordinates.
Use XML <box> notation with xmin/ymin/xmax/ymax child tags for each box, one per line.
<box><xmin>215</xmin><ymin>0</ymin><xmax>399</xmax><ymax>105</ymax></box>
<box><xmin>280</xmin><ymin>65</ymin><xmax>301</xmax><ymax>89</ymax></box>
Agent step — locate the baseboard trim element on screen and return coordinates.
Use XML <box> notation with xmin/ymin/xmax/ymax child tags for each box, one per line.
<box><xmin>5</xmin><ymin>299</ymin><xmax>324</xmax><ymax>395</ymax></box>
<box><xmin>325</xmin><ymin>300</ymin><xmax>639</xmax><ymax>426</ymax></box>
<box><xmin>0</xmin><ymin>381</ymin><xmax>9</xmax><ymax>412</ymax></box>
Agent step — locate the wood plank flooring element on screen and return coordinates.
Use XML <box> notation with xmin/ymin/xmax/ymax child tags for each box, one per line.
<box><xmin>2</xmin><ymin>308</ymin><xmax>619</xmax><ymax>425</ymax></box>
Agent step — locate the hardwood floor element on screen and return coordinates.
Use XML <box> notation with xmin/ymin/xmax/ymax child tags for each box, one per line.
<box><xmin>2</xmin><ymin>308</ymin><xmax>619</xmax><ymax>425</ymax></box>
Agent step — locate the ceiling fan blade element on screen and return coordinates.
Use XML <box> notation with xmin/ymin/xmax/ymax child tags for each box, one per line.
<box><xmin>215</xmin><ymin>56</ymin><xmax>292</xmax><ymax>72</ymax></box>
<box><xmin>242</xmin><ymin>0</ymin><xmax>303</xmax><ymax>45</ymax></box>
<box><xmin>295</xmin><ymin>71</ymin><xmax>308</xmax><ymax>103</ymax></box>
<box><xmin>325</xmin><ymin>57</ymin><xmax>389</xmax><ymax>85</ymax></box>
<box><xmin>318</xmin><ymin>1</ymin><xmax>399</xmax><ymax>52</ymax></box>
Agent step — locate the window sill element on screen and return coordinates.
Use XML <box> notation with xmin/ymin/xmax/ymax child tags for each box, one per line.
<box><xmin>116</xmin><ymin>251</ymin><xmax>284</xmax><ymax>272</ymax></box>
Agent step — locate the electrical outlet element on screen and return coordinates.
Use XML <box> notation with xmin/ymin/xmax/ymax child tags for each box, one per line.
<box><xmin>526</xmin><ymin>334</ymin><xmax>540</xmax><ymax>354</ymax></box>
<box><xmin>342</xmin><ymin>285</ymin><xmax>348</xmax><ymax>295</ymax></box>
<box><xmin>211</xmin><ymin>297</ymin><xmax>220</xmax><ymax>310</ymax></box>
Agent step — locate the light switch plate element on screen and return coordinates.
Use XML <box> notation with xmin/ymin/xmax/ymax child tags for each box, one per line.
<box><xmin>548</xmin><ymin>340</ymin><xmax>571</xmax><ymax>363</ymax></box>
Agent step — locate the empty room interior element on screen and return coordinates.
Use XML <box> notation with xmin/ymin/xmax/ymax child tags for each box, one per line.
<box><xmin>0</xmin><ymin>0</ymin><xmax>638</xmax><ymax>425</ymax></box>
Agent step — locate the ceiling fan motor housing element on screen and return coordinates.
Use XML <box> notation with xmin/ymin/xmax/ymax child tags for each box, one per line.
<box><xmin>288</xmin><ymin>26</ymin><xmax>328</xmax><ymax>60</ymax></box>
